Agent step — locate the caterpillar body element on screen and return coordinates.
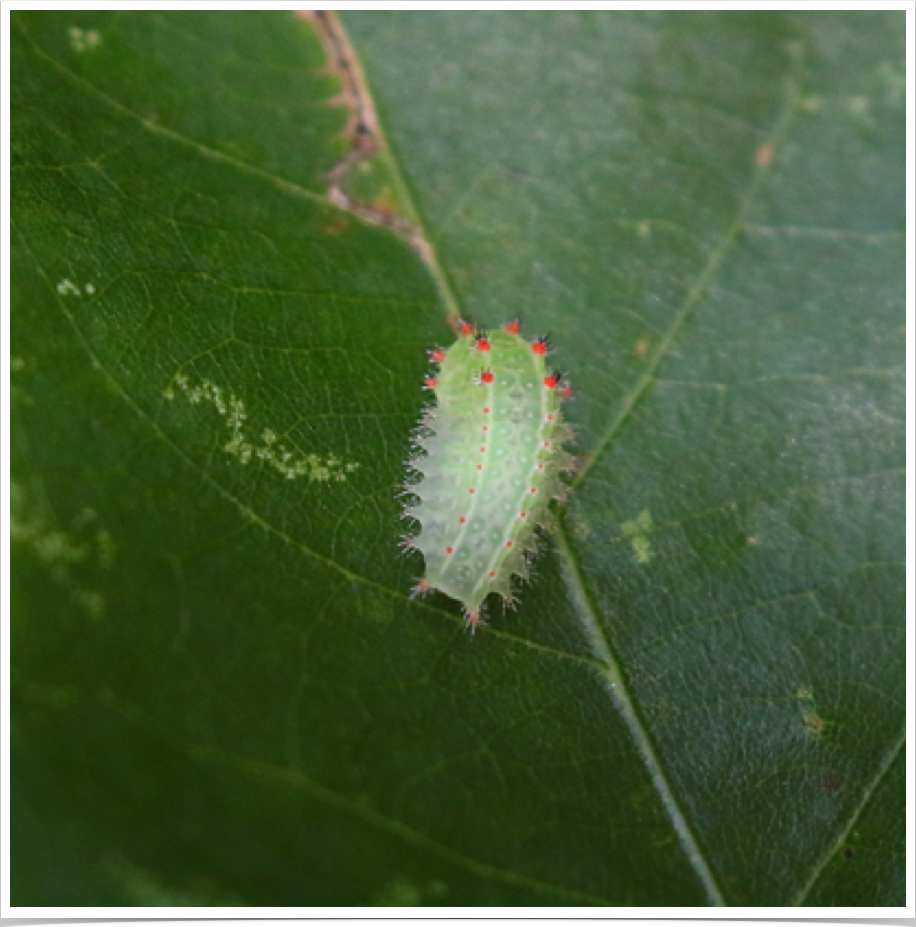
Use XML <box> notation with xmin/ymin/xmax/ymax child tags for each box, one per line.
<box><xmin>403</xmin><ymin>320</ymin><xmax>575</xmax><ymax>631</ymax></box>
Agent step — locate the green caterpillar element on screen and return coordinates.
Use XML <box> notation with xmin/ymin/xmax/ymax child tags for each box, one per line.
<box><xmin>403</xmin><ymin>320</ymin><xmax>575</xmax><ymax>631</ymax></box>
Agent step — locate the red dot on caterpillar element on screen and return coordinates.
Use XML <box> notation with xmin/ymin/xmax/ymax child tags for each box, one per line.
<box><xmin>475</xmin><ymin>336</ymin><xmax>491</xmax><ymax>352</ymax></box>
<box><xmin>424</xmin><ymin>376</ymin><xmax>438</xmax><ymax>390</ymax></box>
<box><xmin>506</xmin><ymin>540</ymin><xmax>514</xmax><ymax>548</ymax></box>
<box><xmin>520</xmin><ymin>511</ymin><xmax>527</xmax><ymax>518</ymax></box>
<box><xmin>479</xmin><ymin>370</ymin><xmax>494</xmax><ymax>385</ymax></box>
<box><xmin>544</xmin><ymin>373</ymin><xmax>560</xmax><ymax>389</ymax></box>
<box><xmin>488</xmin><ymin>570</ymin><xmax>497</xmax><ymax>578</ymax></box>
<box><xmin>530</xmin><ymin>487</ymin><xmax>538</xmax><ymax>494</ymax></box>
<box><xmin>504</xmin><ymin>320</ymin><xmax>521</xmax><ymax>334</ymax></box>
<box><xmin>532</xmin><ymin>337</ymin><xmax>550</xmax><ymax>356</ymax></box>
<box><xmin>459</xmin><ymin>517</ymin><xmax>467</xmax><ymax>524</ymax></box>
<box><xmin>483</xmin><ymin>407</ymin><xmax>491</xmax><ymax>414</ymax></box>
<box><xmin>428</xmin><ymin>348</ymin><xmax>446</xmax><ymax>363</ymax></box>
<box><xmin>459</xmin><ymin>320</ymin><xmax>474</xmax><ymax>336</ymax></box>
<box><xmin>446</xmin><ymin>546</ymin><xmax>454</xmax><ymax>554</ymax></box>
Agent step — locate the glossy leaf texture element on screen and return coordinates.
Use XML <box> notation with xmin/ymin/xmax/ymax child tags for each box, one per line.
<box><xmin>11</xmin><ymin>11</ymin><xmax>904</xmax><ymax>907</ymax></box>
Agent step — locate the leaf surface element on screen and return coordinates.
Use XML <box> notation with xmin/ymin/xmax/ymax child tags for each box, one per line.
<box><xmin>11</xmin><ymin>11</ymin><xmax>904</xmax><ymax>906</ymax></box>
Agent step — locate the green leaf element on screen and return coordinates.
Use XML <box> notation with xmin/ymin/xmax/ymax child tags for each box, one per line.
<box><xmin>11</xmin><ymin>11</ymin><xmax>904</xmax><ymax>907</ymax></box>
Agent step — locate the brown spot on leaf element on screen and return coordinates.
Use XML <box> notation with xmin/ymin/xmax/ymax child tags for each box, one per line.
<box><xmin>818</xmin><ymin>773</ymin><xmax>844</xmax><ymax>793</ymax></box>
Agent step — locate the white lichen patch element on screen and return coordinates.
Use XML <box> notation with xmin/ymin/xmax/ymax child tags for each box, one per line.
<box><xmin>166</xmin><ymin>376</ymin><xmax>358</xmax><ymax>482</ymax></box>
<box><xmin>68</xmin><ymin>25</ymin><xmax>101</xmax><ymax>53</ymax></box>
<box><xmin>621</xmin><ymin>509</ymin><xmax>655</xmax><ymax>564</ymax></box>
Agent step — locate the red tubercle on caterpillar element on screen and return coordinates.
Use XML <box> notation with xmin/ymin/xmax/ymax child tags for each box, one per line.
<box><xmin>532</xmin><ymin>336</ymin><xmax>551</xmax><ymax>356</ymax></box>
<box><xmin>410</xmin><ymin>580</ymin><xmax>432</xmax><ymax>600</ymax></box>
<box><xmin>459</xmin><ymin>516</ymin><xmax>467</xmax><ymax>525</ymax></box>
<box><xmin>562</xmin><ymin>386</ymin><xmax>573</xmax><ymax>400</ymax></box>
<box><xmin>520</xmin><ymin>511</ymin><xmax>527</xmax><ymax>518</ymax></box>
<box><xmin>475</xmin><ymin>336</ymin><xmax>491</xmax><ymax>353</ymax></box>
<box><xmin>424</xmin><ymin>376</ymin><xmax>438</xmax><ymax>390</ymax></box>
<box><xmin>459</xmin><ymin>320</ymin><xmax>475</xmax><ymax>337</ymax></box>
<box><xmin>506</xmin><ymin>540</ymin><xmax>514</xmax><ymax>548</ymax></box>
<box><xmin>483</xmin><ymin>406</ymin><xmax>491</xmax><ymax>414</ymax></box>
<box><xmin>543</xmin><ymin>370</ymin><xmax>563</xmax><ymax>389</ymax></box>
<box><xmin>465</xmin><ymin>611</ymin><xmax>484</xmax><ymax>633</ymax></box>
<box><xmin>488</xmin><ymin>570</ymin><xmax>497</xmax><ymax>578</ymax></box>
<box><xmin>428</xmin><ymin>347</ymin><xmax>446</xmax><ymax>363</ymax></box>
<box><xmin>446</xmin><ymin>546</ymin><xmax>454</xmax><ymax>555</ymax></box>
<box><xmin>504</xmin><ymin>320</ymin><xmax>521</xmax><ymax>334</ymax></box>
<box><xmin>479</xmin><ymin>370</ymin><xmax>494</xmax><ymax>385</ymax></box>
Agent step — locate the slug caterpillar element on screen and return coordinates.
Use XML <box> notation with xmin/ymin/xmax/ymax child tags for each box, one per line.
<box><xmin>402</xmin><ymin>320</ymin><xmax>575</xmax><ymax>631</ymax></box>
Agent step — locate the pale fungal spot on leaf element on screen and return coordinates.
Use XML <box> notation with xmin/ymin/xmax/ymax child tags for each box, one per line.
<box><xmin>57</xmin><ymin>278</ymin><xmax>81</xmax><ymax>296</ymax></box>
<box><xmin>876</xmin><ymin>61</ymin><xmax>905</xmax><ymax>104</ymax></box>
<box><xmin>372</xmin><ymin>876</ymin><xmax>448</xmax><ymax>906</ymax></box>
<box><xmin>848</xmin><ymin>95</ymin><xmax>870</xmax><ymax>116</ymax></box>
<box><xmin>803</xmin><ymin>711</ymin><xmax>825</xmax><ymax>737</ymax></box>
<box><xmin>799</xmin><ymin>95</ymin><xmax>822</xmax><ymax>114</ymax></box>
<box><xmin>11</xmin><ymin>484</ymin><xmax>114</xmax><ymax>622</ymax></box>
<box><xmin>795</xmin><ymin>687</ymin><xmax>826</xmax><ymax>738</ymax></box>
<box><xmin>621</xmin><ymin>509</ymin><xmax>655</xmax><ymax>564</ymax></box>
<box><xmin>167</xmin><ymin>376</ymin><xmax>358</xmax><ymax>482</ymax></box>
<box><xmin>102</xmin><ymin>856</ymin><xmax>245</xmax><ymax>906</ymax></box>
<box><xmin>68</xmin><ymin>25</ymin><xmax>101</xmax><ymax>53</ymax></box>
<box><xmin>570</xmin><ymin>513</ymin><xmax>593</xmax><ymax>542</ymax></box>
<box><xmin>636</xmin><ymin>220</ymin><xmax>652</xmax><ymax>238</ymax></box>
